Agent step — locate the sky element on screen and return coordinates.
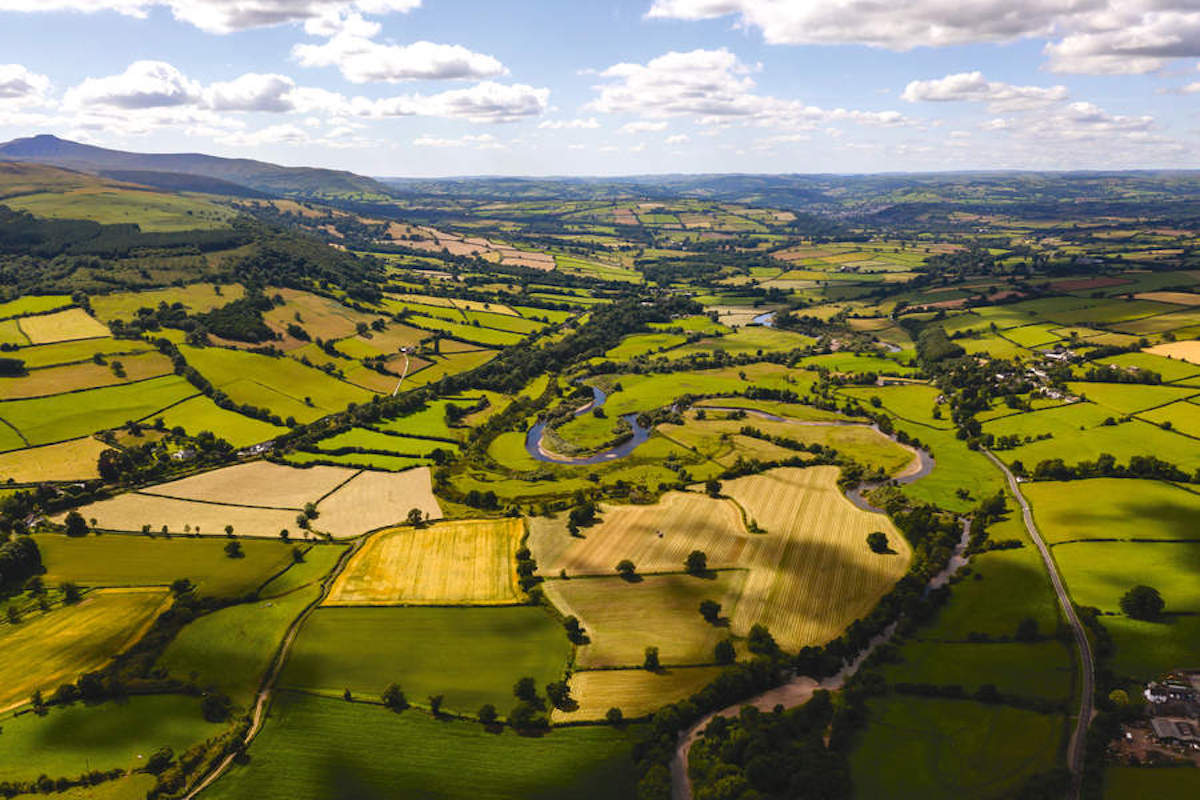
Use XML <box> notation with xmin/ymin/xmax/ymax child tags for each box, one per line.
<box><xmin>0</xmin><ymin>0</ymin><xmax>1197</xmax><ymax>177</ymax></box>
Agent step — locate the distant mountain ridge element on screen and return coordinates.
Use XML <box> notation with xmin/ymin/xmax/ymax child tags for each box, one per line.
<box><xmin>0</xmin><ymin>135</ymin><xmax>390</xmax><ymax>199</ymax></box>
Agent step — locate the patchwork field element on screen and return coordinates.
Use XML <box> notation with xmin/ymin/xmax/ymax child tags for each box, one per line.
<box><xmin>148</xmin><ymin>394</ymin><xmax>287</xmax><ymax>448</ymax></box>
<box><xmin>0</xmin><ymin>588</ymin><xmax>170</xmax><ymax>711</ymax></box>
<box><xmin>0</xmin><ymin>351</ymin><xmax>172</xmax><ymax>399</ymax></box>
<box><xmin>141</xmin><ymin>460</ymin><xmax>356</xmax><ymax>509</ymax></box>
<box><xmin>325</xmin><ymin>517</ymin><xmax>521</xmax><ymax>606</ymax></box>
<box><xmin>1023</xmin><ymin>479</ymin><xmax>1200</xmax><ymax>544</ymax></box>
<box><xmin>61</xmin><ymin>492</ymin><xmax>304</xmax><ymax>537</ymax></box>
<box><xmin>1144</xmin><ymin>339</ymin><xmax>1200</xmax><ymax>366</ymax></box>
<box><xmin>313</xmin><ymin>466</ymin><xmax>443</xmax><ymax>538</ymax></box>
<box><xmin>17</xmin><ymin>308</ymin><xmax>110</xmax><ymax>344</ymax></box>
<box><xmin>554</xmin><ymin>666</ymin><xmax>725</xmax><ymax>722</ymax></box>
<box><xmin>0</xmin><ymin>436</ymin><xmax>108</xmax><ymax>482</ymax></box>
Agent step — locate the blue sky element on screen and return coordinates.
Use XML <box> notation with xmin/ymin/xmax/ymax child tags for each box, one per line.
<box><xmin>0</xmin><ymin>0</ymin><xmax>1196</xmax><ymax>176</ymax></box>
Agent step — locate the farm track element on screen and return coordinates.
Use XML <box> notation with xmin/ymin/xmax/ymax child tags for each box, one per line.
<box><xmin>986</xmin><ymin>451</ymin><xmax>1094</xmax><ymax>800</ymax></box>
<box><xmin>181</xmin><ymin>538</ymin><xmax>363</xmax><ymax>800</ymax></box>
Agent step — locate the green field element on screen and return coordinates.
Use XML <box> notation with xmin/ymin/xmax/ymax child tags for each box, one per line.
<box><xmin>1024</xmin><ymin>478</ymin><xmax>1200</xmax><ymax>544</ymax></box>
<box><xmin>0</xmin><ymin>295</ymin><xmax>72</xmax><ymax>319</ymax></box>
<box><xmin>849</xmin><ymin>695</ymin><xmax>1064</xmax><ymax>800</ymax></box>
<box><xmin>1105</xmin><ymin>767</ymin><xmax>1200</xmax><ymax>799</ymax></box>
<box><xmin>205</xmin><ymin>692</ymin><xmax>641</xmax><ymax>800</ymax></box>
<box><xmin>0</xmin><ymin>694</ymin><xmax>224</xmax><ymax>783</ymax></box>
<box><xmin>1067</xmin><ymin>382</ymin><xmax>1199</xmax><ymax>416</ymax></box>
<box><xmin>882</xmin><ymin>639</ymin><xmax>1073</xmax><ymax>700</ymax></box>
<box><xmin>150</xmin><ymin>394</ymin><xmax>287</xmax><ymax>448</ymax></box>
<box><xmin>605</xmin><ymin>332</ymin><xmax>687</xmax><ymax>360</ymax></box>
<box><xmin>4</xmin><ymin>187</ymin><xmax>234</xmax><ymax>232</ymax></box>
<box><xmin>35</xmin><ymin>533</ymin><xmax>299</xmax><ymax>597</ymax></box>
<box><xmin>281</xmin><ymin>606</ymin><xmax>571</xmax><ymax>714</ymax></box>
<box><xmin>13</xmin><ymin>337</ymin><xmax>154</xmax><ymax>369</ymax></box>
<box><xmin>90</xmin><ymin>284</ymin><xmax>245</xmax><ymax>322</ymax></box>
<box><xmin>259</xmin><ymin>545</ymin><xmax>346</xmax><ymax>598</ymax></box>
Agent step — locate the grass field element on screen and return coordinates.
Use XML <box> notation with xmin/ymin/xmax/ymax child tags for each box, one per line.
<box><xmin>1067</xmin><ymin>382</ymin><xmax>1198</xmax><ymax>415</ymax></box>
<box><xmin>0</xmin><ymin>374</ymin><xmax>196</xmax><ymax>446</ymax></box>
<box><xmin>544</xmin><ymin>571</ymin><xmax>746</xmax><ymax>668</ymax></box>
<box><xmin>1024</xmin><ymin>479</ymin><xmax>1200</xmax><ymax>543</ymax></box>
<box><xmin>0</xmin><ymin>436</ymin><xmax>108</xmax><ymax>481</ymax></box>
<box><xmin>0</xmin><ymin>588</ymin><xmax>170</xmax><ymax>711</ymax></box>
<box><xmin>882</xmin><ymin>639</ymin><xmax>1074</xmax><ymax>700</ymax></box>
<box><xmin>723</xmin><ymin>466</ymin><xmax>911</xmax><ymax>650</ymax></box>
<box><xmin>205</xmin><ymin>692</ymin><xmax>641</xmax><ymax>800</ymax></box>
<box><xmin>1054</xmin><ymin>540</ymin><xmax>1200</xmax><ymax>611</ymax></box>
<box><xmin>159</xmin><ymin>585</ymin><xmax>320</xmax><ymax>705</ymax></box>
<box><xmin>314</xmin><ymin>466</ymin><xmax>443</xmax><ymax>538</ymax></box>
<box><xmin>36</xmin><ymin>533</ymin><xmax>300</xmax><ymax>597</ymax></box>
<box><xmin>12</xmin><ymin>337</ymin><xmax>153</xmax><ymax>369</ymax></box>
<box><xmin>141</xmin><ymin>461</ymin><xmax>355</xmax><ymax>509</ymax></box>
<box><xmin>0</xmin><ymin>694</ymin><xmax>223</xmax><ymax>784</ymax></box>
<box><xmin>605</xmin><ymin>332</ymin><xmax>687</xmax><ymax>360</ymax></box>
<box><xmin>0</xmin><ymin>294</ymin><xmax>72</xmax><ymax>319</ymax></box>
<box><xmin>1105</xmin><ymin>767</ymin><xmax>1200</xmax><ymax>799</ymax></box>
<box><xmin>849</xmin><ymin>695</ymin><xmax>1064</xmax><ymax>800</ymax></box>
<box><xmin>0</xmin><ymin>351</ymin><xmax>172</xmax><ymax>399</ymax></box>
<box><xmin>529</xmin><ymin>491</ymin><xmax>748</xmax><ymax>576</ymax></box>
<box><xmin>90</xmin><ymin>284</ymin><xmax>244</xmax><ymax>322</ymax></box>
<box><xmin>554</xmin><ymin>666</ymin><xmax>725</xmax><ymax>722</ymax></box>
<box><xmin>259</xmin><ymin>544</ymin><xmax>347</xmax><ymax>598</ymax></box>
<box><xmin>3</xmin><ymin>186</ymin><xmax>232</xmax><ymax>232</ymax></box>
<box><xmin>991</xmin><ymin>414</ymin><xmax>1200</xmax><ymax>473</ymax></box>
<box><xmin>17</xmin><ymin>308</ymin><xmax>110</xmax><ymax>344</ymax></box>
<box><xmin>838</xmin><ymin>384</ymin><xmax>947</xmax><ymax>428</ymax></box>
<box><xmin>325</xmin><ymin>518</ymin><xmax>521</xmax><ymax>606</ymax></box>
<box><xmin>281</xmin><ymin>606</ymin><xmax>570</xmax><ymax>713</ymax></box>
<box><xmin>148</xmin><ymin>394</ymin><xmax>287</xmax><ymax>448</ymax></box>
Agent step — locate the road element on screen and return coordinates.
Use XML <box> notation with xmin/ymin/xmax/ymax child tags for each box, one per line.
<box><xmin>182</xmin><ymin>540</ymin><xmax>361</xmax><ymax>799</ymax></box>
<box><xmin>986</xmin><ymin>450</ymin><xmax>1094</xmax><ymax>800</ymax></box>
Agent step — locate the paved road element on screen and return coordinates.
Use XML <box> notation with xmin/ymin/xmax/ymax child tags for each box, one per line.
<box><xmin>986</xmin><ymin>450</ymin><xmax>1094</xmax><ymax>800</ymax></box>
<box><xmin>182</xmin><ymin>541</ymin><xmax>361</xmax><ymax>799</ymax></box>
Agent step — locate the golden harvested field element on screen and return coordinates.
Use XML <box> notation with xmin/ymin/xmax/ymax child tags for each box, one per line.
<box><xmin>0</xmin><ymin>437</ymin><xmax>108</xmax><ymax>482</ymax></box>
<box><xmin>1145</xmin><ymin>340</ymin><xmax>1200</xmax><ymax>366</ymax></box>
<box><xmin>140</xmin><ymin>461</ymin><xmax>357</xmax><ymax>509</ymax></box>
<box><xmin>723</xmin><ymin>466</ymin><xmax>910</xmax><ymax>650</ymax></box>
<box><xmin>529</xmin><ymin>492</ymin><xmax>750</xmax><ymax>576</ymax></box>
<box><xmin>0</xmin><ymin>351</ymin><xmax>173</xmax><ymax>399</ymax></box>
<box><xmin>1134</xmin><ymin>292</ymin><xmax>1200</xmax><ymax>306</ymax></box>
<box><xmin>0</xmin><ymin>588</ymin><xmax>170</xmax><ymax>712</ymax></box>
<box><xmin>18</xmin><ymin>308</ymin><xmax>110</xmax><ymax>344</ymax></box>
<box><xmin>314</xmin><ymin>466</ymin><xmax>443</xmax><ymax>539</ymax></box>
<box><xmin>62</xmin><ymin>492</ymin><xmax>300</xmax><ymax>536</ymax></box>
<box><xmin>553</xmin><ymin>667</ymin><xmax>725</xmax><ymax>722</ymax></box>
<box><xmin>324</xmin><ymin>518</ymin><xmax>522</xmax><ymax>606</ymax></box>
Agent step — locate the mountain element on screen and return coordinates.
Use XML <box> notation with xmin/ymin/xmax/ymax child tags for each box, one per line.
<box><xmin>0</xmin><ymin>135</ymin><xmax>390</xmax><ymax>199</ymax></box>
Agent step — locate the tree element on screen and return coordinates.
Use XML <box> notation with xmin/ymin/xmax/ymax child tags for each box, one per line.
<box><xmin>224</xmin><ymin>540</ymin><xmax>244</xmax><ymax>559</ymax></box>
<box><xmin>705</xmin><ymin>479</ymin><xmax>722</xmax><ymax>498</ymax></box>
<box><xmin>699</xmin><ymin>599</ymin><xmax>722</xmax><ymax>624</ymax></box>
<box><xmin>1015</xmin><ymin>617</ymin><xmax>1039</xmax><ymax>641</ymax></box>
<box><xmin>616</xmin><ymin>559</ymin><xmax>637</xmax><ymax>579</ymax></box>
<box><xmin>866</xmin><ymin>531</ymin><xmax>890</xmax><ymax>554</ymax></box>
<box><xmin>143</xmin><ymin>746</ymin><xmax>174</xmax><ymax>775</ymax></box>
<box><xmin>292</xmin><ymin>546</ymin><xmax>305</xmax><ymax>563</ymax></box>
<box><xmin>1120</xmin><ymin>585</ymin><xmax>1164</xmax><ymax>620</ymax></box>
<box><xmin>643</xmin><ymin>646</ymin><xmax>660</xmax><ymax>671</ymax></box>
<box><xmin>747</xmin><ymin>624</ymin><xmax>778</xmax><ymax>656</ymax></box>
<box><xmin>63</xmin><ymin>511</ymin><xmax>89</xmax><ymax>538</ymax></box>
<box><xmin>478</xmin><ymin>703</ymin><xmax>498</xmax><ymax>726</ymax></box>
<box><xmin>224</xmin><ymin>524</ymin><xmax>234</xmax><ymax>537</ymax></box>
<box><xmin>714</xmin><ymin>639</ymin><xmax>736</xmax><ymax>665</ymax></box>
<box><xmin>428</xmin><ymin>694</ymin><xmax>444</xmax><ymax>716</ymax></box>
<box><xmin>382</xmin><ymin>683</ymin><xmax>408</xmax><ymax>711</ymax></box>
<box><xmin>202</xmin><ymin>693</ymin><xmax>232</xmax><ymax>722</ymax></box>
<box><xmin>563</xmin><ymin>615</ymin><xmax>586</xmax><ymax>644</ymax></box>
<box><xmin>407</xmin><ymin>508</ymin><xmax>424</xmax><ymax>527</ymax></box>
<box><xmin>685</xmin><ymin>550</ymin><xmax>708</xmax><ymax>575</ymax></box>
<box><xmin>279</xmin><ymin>529</ymin><xmax>290</xmax><ymax>541</ymax></box>
<box><xmin>605</xmin><ymin>707</ymin><xmax>624</xmax><ymax>726</ymax></box>
<box><xmin>343</xmin><ymin>689</ymin><xmax>353</xmax><ymax>701</ymax></box>
<box><xmin>508</xmin><ymin>702</ymin><xmax>548</xmax><ymax>732</ymax></box>
<box><xmin>170</xmin><ymin>578</ymin><xmax>194</xmax><ymax>596</ymax></box>
<box><xmin>513</xmin><ymin>676</ymin><xmax>539</xmax><ymax>704</ymax></box>
<box><xmin>59</xmin><ymin>582</ymin><xmax>82</xmax><ymax>604</ymax></box>
<box><xmin>546</xmin><ymin>680</ymin><xmax>571</xmax><ymax>710</ymax></box>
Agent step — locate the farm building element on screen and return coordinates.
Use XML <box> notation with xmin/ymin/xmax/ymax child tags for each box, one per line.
<box><xmin>1149</xmin><ymin>718</ymin><xmax>1200</xmax><ymax>747</ymax></box>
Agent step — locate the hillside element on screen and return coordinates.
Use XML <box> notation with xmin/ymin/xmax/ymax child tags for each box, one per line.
<box><xmin>0</xmin><ymin>135</ymin><xmax>390</xmax><ymax>200</ymax></box>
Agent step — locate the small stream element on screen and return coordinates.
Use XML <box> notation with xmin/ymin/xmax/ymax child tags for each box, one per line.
<box><xmin>524</xmin><ymin>386</ymin><xmax>652</xmax><ymax>465</ymax></box>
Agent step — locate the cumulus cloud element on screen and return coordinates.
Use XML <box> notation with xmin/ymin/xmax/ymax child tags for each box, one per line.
<box><xmin>413</xmin><ymin>132</ymin><xmax>503</xmax><ymax>149</ymax></box>
<box><xmin>0</xmin><ymin>0</ymin><xmax>423</xmax><ymax>35</ymax></box>
<box><xmin>0</xmin><ymin>64</ymin><xmax>51</xmax><ymax>105</ymax></box>
<box><xmin>646</xmin><ymin>0</ymin><xmax>1200</xmax><ymax>74</ymax></box>
<box><xmin>901</xmin><ymin>71</ymin><xmax>1068</xmax><ymax>111</ymax></box>
<box><xmin>587</xmin><ymin>48</ymin><xmax>909</xmax><ymax>129</ymax></box>
<box><xmin>620</xmin><ymin>120</ymin><xmax>668</xmax><ymax>133</ymax></box>
<box><xmin>665</xmin><ymin>133</ymin><xmax>689</xmax><ymax>144</ymax></box>
<box><xmin>206</xmin><ymin>72</ymin><xmax>297</xmax><ymax>112</ymax></box>
<box><xmin>64</xmin><ymin>60</ymin><xmax>202</xmax><ymax>110</ymax></box>
<box><xmin>538</xmin><ymin>117</ymin><xmax>600</xmax><ymax>129</ymax></box>
<box><xmin>371</xmin><ymin>81</ymin><xmax>548</xmax><ymax>122</ymax></box>
<box><xmin>293</xmin><ymin>17</ymin><xmax>507</xmax><ymax>83</ymax></box>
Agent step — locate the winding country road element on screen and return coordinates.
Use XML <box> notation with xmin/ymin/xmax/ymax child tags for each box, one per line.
<box><xmin>182</xmin><ymin>540</ymin><xmax>361</xmax><ymax>799</ymax></box>
<box><xmin>985</xmin><ymin>450</ymin><xmax>1094</xmax><ymax>800</ymax></box>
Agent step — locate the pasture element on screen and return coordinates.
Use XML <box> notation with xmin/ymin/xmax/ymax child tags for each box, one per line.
<box><xmin>325</xmin><ymin>517</ymin><xmax>521</xmax><ymax>606</ymax></box>
<box><xmin>0</xmin><ymin>588</ymin><xmax>169</xmax><ymax>711</ymax></box>
<box><xmin>259</xmin><ymin>544</ymin><xmax>347</xmax><ymax>598</ymax></box>
<box><xmin>0</xmin><ymin>351</ymin><xmax>172</xmax><ymax>399</ymax></box>
<box><xmin>281</xmin><ymin>606</ymin><xmax>569</xmax><ymax>713</ymax></box>
<box><xmin>1105</xmin><ymin>767</ymin><xmax>1200</xmax><ymax>800</ymax></box>
<box><xmin>544</xmin><ymin>571</ymin><xmax>747</xmax><ymax>668</ymax></box>
<box><xmin>35</xmin><ymin>533</ymin><xmax>300</xmax><ymax>597</ymax></box>
<box><xmin>314</xmin><ymin>466</ymin><xmax>443</xmax><ymax>538</ymax></box>
<box><xmin>0</xmin><ymin>294</ymin><xmax>72</xmax><ymax>319</ymax></box>
<box><xmin>1024</xmin><ymin>478</ymin><xmax>1200</xmax><ymax>544</ymax></box>
<box><xmin>12</xmin><ymin>337</ymin><xmax>153</xmax><ymax>369</ymax></box>
<box><xmin>204</xmin><ymin>692</ymin><xmax>641</xmax><ymax>800</ymax></box>
<box><xmin>1053</xmin><ymin>541</ymin><xmax>1200</xmax><ymax>613</ymax></box>
<box><xmin>17</xmin><ymin>308</ymin><xmax>110</xmax><ymax>344</ymax></box>
<box><xmin>554</xmin><ymin>666</ymin><xmax>725</xmax><ymax>722</ymax></box>
<box><xmin>89</xmin><ymin>283</ymin><xmax>244</xmax><ymax>322</ymax></box>
<box><xmin>0</xmin><ymin>437</ymin><xmax>108</xmax><ymax>482</ymax></box>
<box><xmin>149</xmin><ymin>394</ymin><xmax>287</xmax><ymax>447</ymax></box>
<box><xmin>3</xmin><ymin>186</ymin><xmax>233</xmax><ymax>232</ymax></box>
<box><xmin>881</xmin><ymin>640</ymin><xmax>1074</xmax><ymax>701</ymax></box>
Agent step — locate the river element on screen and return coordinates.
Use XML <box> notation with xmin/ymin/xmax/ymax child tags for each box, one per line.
<box><xmin>524</xmin><ymin>385</ymin><xmax>652</xmax><ymax>466</ymax></box>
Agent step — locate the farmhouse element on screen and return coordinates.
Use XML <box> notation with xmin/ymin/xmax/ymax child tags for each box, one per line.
<box><xmin>1150</xmin><ymin>718</ymin><xmax>1200</xmax><ymax>747</ymax></box>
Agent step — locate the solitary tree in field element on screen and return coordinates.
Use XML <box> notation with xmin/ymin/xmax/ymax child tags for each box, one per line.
<box><xmin>63</xmin><ymin>511</ymin><xmax>88</xmax><ymax>538</ymax></box>
<box><xmin>343</xmin><ymin>689</ymin><xmax>353</xmax><ymax>701</ymax></box>
<box><xmin>705</xmin><ymin>479</ymin><xmax>722</xmax><ymax>498</ymax></box>
<box><xmin>563</xmin><ymin>615</ymin><xmax>586</xmax><ymax>644</ymax></box>
<box><xmin>224</xmin><ymin>524</ymin><xmax>234</xmax><ymax>537</ymax></box>
<box><xmin>382</xmin><ymin>683</ymin><xmax>408</xmax><ymax>711</ymax></box>
<box><xmin>428</xmin><ymin>694</ymin><xmax>444</xmax><ymax>717</ymax></box>
<box><xmin>699</xmin><ymin>599</ymin><xmax>722</xmax><ymax>624</ymax></box>
<box><xmin>292</xmin><ymin>547</ymin><xmax>305</xmax><ymax>563</ymax></box>
<box><xmin>616</xmin><ymin>559</ymin><xmax>637</xmax><ymax>580</ymax></box>
<box><xmin>866</xmin><ymin>532</ymin><xmax>890</xmax><ymax>554</ymax></box>
<box><xmin>1120</xmin><ymin>585</ymin><xmax>1164</xmax><ymax>620</ymax></box>
<box><xmin>685</xmin><ymin>550</ymin><xmax>708</xmax><ymax>575</ymax></box>
<box><xmin>606</xmin><ymin>707</ymin><xmax>624</xmax><ymax>726</ymax></box>
<box><xmin>224</xmin><ymin>540</ymin><xmax>244</xmax><ymax>559</ymax></box>
<box><xmin>407</xmin><ymin>508</ymin><xmax>424</xmax><ymax>527</ymax></box>
<box><xmin>59</xmin><ymin>582</ymin><xmax>82</xmax><ymax>604</ymax></box>
<box><xmin>279</xmin><ymin>529</ymin><xmax>289</xmax><ymax>541</ymax></box>
<box><xmin>643</xmin><ymin>646</ymin><xmax>660</xmax><ymax>671</ymax></box>
<box><xmin>478</xmin><ymin>703</ymin><xmax>498</xmax><ymax>727</ymax></box>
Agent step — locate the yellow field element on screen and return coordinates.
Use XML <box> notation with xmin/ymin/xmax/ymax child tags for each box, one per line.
<box><xmin>552</xmin><ymin>667</ymin><xmax>725</xmax><ymax>722</ymax></box>
<box><xmin>529</xmin><ymin>491</ymin><xmax>750</xmax><ymax>576</ymax></box>
<box><xmin>1134</xmin><ymin>292</ymin><xmax>1200</xmax><ymax>306</ymax></box>
<box><xmin>262</xmin><ymin>287</ymin><xmax>380</xmax><ymax>345</ymax></box>
<box><xmin>0</xmin><ymin>588</ymin><xmax>170</xmax><ymax>711</ymax></box>
<box><xmin>314</xmin><ymin>466</ymin><xmax>443</xmax><ymax>539</ymax></box>
<box><xmin>324</xmin><ymin>518</ymin><xmax>521</xmax><ymax>606</ymax></box>
<box><xmin>0</xmin><ymin>437</ymin><xmax>108</xmax><ymax>482</ymax></box>
<box><xmin>723</xmin><ymin>466</ymin><xmax>910</xmax><ymax>650</ymax></box>
<box><xmin>140</xmin><ymin>461</ymin><xmax>357</xmax><ymax>509</ymax></box>
<box><xmin>18</xmin><ymin>308</ymin><xmax>110</xmax><ymax>344</ymax></box>
<box><xmin>0</xmin><ymin>351</ymin><xmax>173</xmax><ymax>399</ymax></box>
<box><xmin>60</xmin><ymin>492</ymin><xmax>301</xmax><ymax>536</ymax></box>
<box><xmin>1145</xmin><ymin>340</ymin><xmax>1200</xmax><ymax>366</ymax></box>
<box><xmin>90</xmin><ymin>284</ymin><xmax>245</xmax><ymax>322</ymax></box>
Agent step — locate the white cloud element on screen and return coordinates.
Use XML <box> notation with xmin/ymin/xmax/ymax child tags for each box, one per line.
<box><xmin>0</xmin><ymin>64</ymin><xmax>50</xmax><ymax>106</ymax></box>
<box><xmin>646</xmin><ymin>1</ymin><xmax>1200</xmax><ymax>75</ymax></box>
<box><xmin>0</xmin><ymin>0</ymin><xmax>423</xmax><ymax>35</ymax></box>
<box><xmin>587</xmin><ymin>48</ymin><xmax>909</xmax><ymax>129</ymax></box>
<box><xmin>293</xmin><ymin>21</ymin><xmax>507</xmax><ymax>83</ymax></box>
<box><xmin>538</xmin><ymin>117</ymin><xmax>600</xmax><ymax>129</ymax></box>
<box><xmin>901</xmin><ymin>71</ymin><xmax>1068</xmax><ymax>111</ymax></box>
<box><xmin>206</xmin><ymin>73</ymin><xmax>296</xmax><ymax>112</ymax></box>
<box><xmin>413</xmin><ymin>132</ymin><xmax>504</xmax><ymax>149</ymax></box>
<box><xmin>665</xmin><ymin>133</ymin><xmax>689</xmax><ymax>144</ymax></box>
<box><xmin>64</xmin><ymin>60</ymin><xmax>202</xmax><ymax>110</ymax></box>
<box><xmin>620</xmin><ymin>120</ymin><xmax>668</xmax><ymax>133</ymax></box>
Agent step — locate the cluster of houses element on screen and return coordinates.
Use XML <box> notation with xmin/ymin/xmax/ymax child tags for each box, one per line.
<box><xmin>1144</xmin><ymin>675</ymin><xmax>1200</xmax><ymax>750</ymax></box>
